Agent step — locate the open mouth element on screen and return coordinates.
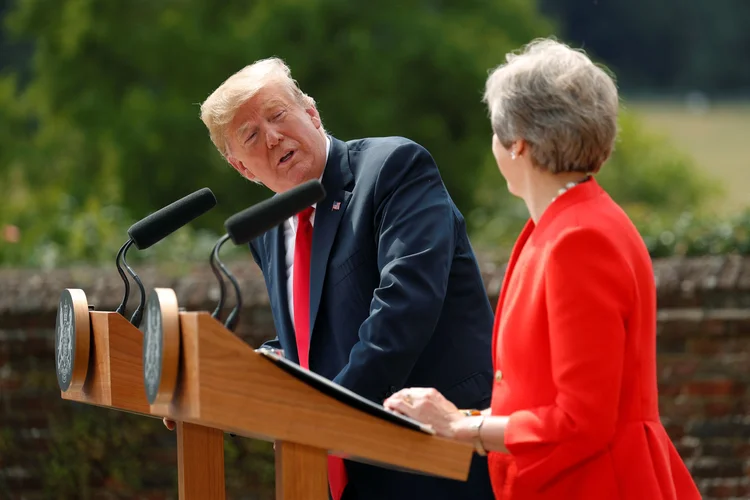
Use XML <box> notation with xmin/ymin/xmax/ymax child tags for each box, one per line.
<box><xmin>279</xmin><ymin>151</ymin><xmax>295</xmax><ymax>165</ymax></box>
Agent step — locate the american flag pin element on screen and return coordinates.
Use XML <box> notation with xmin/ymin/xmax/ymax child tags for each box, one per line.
<box><xmin>332</xmin><ymin>201</ymin><xmax>341</xmax><ymax>211</ymax></box>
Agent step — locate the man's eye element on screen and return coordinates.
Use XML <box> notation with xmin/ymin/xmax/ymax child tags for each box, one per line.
<box><xmin>273</xmin><ymin>111</ymin><xmax>285</xmax><ymax>120</ymax></box>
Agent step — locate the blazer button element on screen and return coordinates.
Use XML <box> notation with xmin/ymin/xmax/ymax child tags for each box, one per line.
<box><xmin>495</xmin><ymin>370</ymin><xmax>503</xmax><ymax>382</ymax></box>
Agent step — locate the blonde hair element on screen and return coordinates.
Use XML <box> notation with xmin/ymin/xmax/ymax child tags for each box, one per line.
<box><xmin>200</xmin><ymin>57</ymin><xmax>318</xmax><ymax>158</ymax></box>
<box><xmin>483</xmin><ymin>38</ymin><xmax>619</xmax><ymax>174</ymax></box>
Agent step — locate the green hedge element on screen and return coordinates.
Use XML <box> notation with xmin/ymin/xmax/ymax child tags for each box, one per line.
<box><xmin>637</xmin><ymin>209</ymin><xmax>750</xmax><ymax>258</ymax></box>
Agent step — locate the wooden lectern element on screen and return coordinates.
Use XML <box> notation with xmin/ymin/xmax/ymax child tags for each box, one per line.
<box><xmin>55</xmin><ymin>287</ymin><xmax>475</xmax><ymax>500</ymax></box>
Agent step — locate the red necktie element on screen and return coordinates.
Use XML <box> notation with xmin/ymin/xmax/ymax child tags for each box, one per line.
<box><xmin>292</xmin><ymin>207</ymin><xmax>348</xmax><ymax>500</ymax></box>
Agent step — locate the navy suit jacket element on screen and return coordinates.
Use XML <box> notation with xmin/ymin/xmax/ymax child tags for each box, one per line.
<box><xmin>249</xmin><ymin>135</ymin><xmax>495</xmax><ymax>500</ymax></box>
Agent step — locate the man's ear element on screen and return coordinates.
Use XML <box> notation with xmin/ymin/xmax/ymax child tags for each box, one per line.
<box><xmin>305</xmin><ymin>106</ymin><xmax>322</xmax><ymax>129</ymax></box>
<box><xmin>227</xmin><ymin>156</ymin><xmax>255</xmax><ymax>181</ymax></box>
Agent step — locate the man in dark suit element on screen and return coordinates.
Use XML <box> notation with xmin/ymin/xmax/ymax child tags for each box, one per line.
<box><xmin>196</xmin><ymin>57</ymin><xmax>495</xmax><ymax>500</ymax></box>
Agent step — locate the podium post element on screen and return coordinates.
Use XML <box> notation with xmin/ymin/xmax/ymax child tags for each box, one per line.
<box><xmin>275</xmin><ymin>441</ymin><xmax>328</xmax><ymax>499</ymax></box>
<box><xmin>177</xmin><ymin>421</ymin><xmax>226</xmax><ymax>499</ymax></box>
<box><xmin>142</xmin><ymin>287</ymin><xmax>227</xmax><ymax>500</ymax></box>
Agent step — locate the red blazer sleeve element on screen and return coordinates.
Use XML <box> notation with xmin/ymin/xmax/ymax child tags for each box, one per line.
<box><xmin>504</xmin><ymin>226</ymin><xmax>635</xmax><ymax>487</ymax></box>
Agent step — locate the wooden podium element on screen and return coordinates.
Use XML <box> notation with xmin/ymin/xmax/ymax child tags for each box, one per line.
<box><xmin>55</xmin><ymin>287</ymin><xmax>475</xmax><ymax>500</ymax></box>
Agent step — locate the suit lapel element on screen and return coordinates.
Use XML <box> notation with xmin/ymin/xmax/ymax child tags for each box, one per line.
<box><xmin>266</xmin><ymin>224</ymin><xmax>298</xmax><ymax>362</ymax></box>
<box><xmin>491</xmin><ymin>220</ymin><xmax>534</xmax><ymax>369</ymax></box>
<box><xmin>309</xmin><ymin>136</ymin><xmax>354</xmax><ymax>340</ymax></box>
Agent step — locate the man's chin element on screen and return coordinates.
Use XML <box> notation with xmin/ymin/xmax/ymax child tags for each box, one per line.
<box><xmin>285</xmin><ymin>164</ymin><xmax>317</xmax><ymax>187</ymax></box>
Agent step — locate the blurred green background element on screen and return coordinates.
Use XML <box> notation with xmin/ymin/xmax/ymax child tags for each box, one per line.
<box><xmin>1</xmin><ymin>0</ymin><xmax>748</xmax><ymax>269</ymax></box>
<box><xmin>1</xmin><ymin>0</ymin><xmax>749</xmax><ymax>497</ymax></box>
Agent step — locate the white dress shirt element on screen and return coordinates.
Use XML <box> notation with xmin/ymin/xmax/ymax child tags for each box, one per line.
<box><xmin>283</xmin><ymin>135</ymin><xmax>331</xmax><ymax>324</ymax></box>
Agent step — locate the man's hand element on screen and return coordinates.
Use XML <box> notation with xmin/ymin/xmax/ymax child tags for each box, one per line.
<box><xmin>163</xmin><ymin>418</ymin><xmax>176</xmax><ymax>431</ymax></box>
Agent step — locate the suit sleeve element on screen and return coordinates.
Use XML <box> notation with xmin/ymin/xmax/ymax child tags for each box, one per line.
<box><xmin>332</xmin><ymin>142</ymin><xmax>455</xmax><ymax>402</ymax></box>
<box><xmin>504</xmin><ymin>227</ymin><xmax>634</xmax><ymax>487</ymax></box>
<box><xmin>248</xmin><ymin>240</ymin><xmax>283</xmax><ymax>351</ymax></box>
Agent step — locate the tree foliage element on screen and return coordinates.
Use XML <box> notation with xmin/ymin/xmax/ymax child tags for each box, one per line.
<box><xmin>0</xmin><ymin>1</ymin><xmax>743</xmax><ymax>269</ymax></box>
<box><xmin>0</xmin><ymin>0</ymin><xmax>551</xmax><ymax>267</ymax></box>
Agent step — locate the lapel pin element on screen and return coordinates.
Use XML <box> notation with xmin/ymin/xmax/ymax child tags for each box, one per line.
<box><xmin>332</xmin><ymin>201</ymin><xmax>341</xmax><ymax>211</ymax></box>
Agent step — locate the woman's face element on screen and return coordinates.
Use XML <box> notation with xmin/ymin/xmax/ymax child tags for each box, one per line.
<box><xmin>492</xmin><ymin>133</ymin><xmax>523</xmax><ymax>197</ymax></box>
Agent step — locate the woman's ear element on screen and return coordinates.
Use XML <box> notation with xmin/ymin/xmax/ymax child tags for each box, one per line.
<box><xmin>511</xmin><ymin>139</ymin><xmax>527</xmax><ymax>160</ymax></box>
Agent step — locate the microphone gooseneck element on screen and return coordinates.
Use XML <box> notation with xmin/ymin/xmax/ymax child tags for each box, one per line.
<box><xmin>115</xmin><ymin>239</ymin><xmax>133</xmax><ymax>316</ymax></box>
<box><xmin>224</xmin><ymin>294</ymin><xmax>242</xmax><ymax>331</ymax></box>
<box><xmin>210</xmin><ymin>234</ymin><xmax>229</xmax><ymax>320</ymax></box>
<box><xmin>120</xmin><ymin>239</ymin><xmax>146</xmax><ymax>328</ymax></box>
<box><xmin>221</xmin><ymin>261</ymin><xmax>243</xmax><ymax>332</ymax></box>
<box><xmin>209</xmin><ymin>233</ymin><xmax>243</xmax><ymax>332</ymax></box>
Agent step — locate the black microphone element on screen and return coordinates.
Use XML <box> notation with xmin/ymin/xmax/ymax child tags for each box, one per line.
<box><xmin>225</xmin><ymin>179</ymin><xmax>326</xmax><ymax>244</ymax></box>
<box><xmin>128</xmin><ymin>187</ymin><xmax>217</xmax><ymax>250</ymax></box>
<box><xmin>217</xmin><ymin>179</ymin><xmax>326</xmax><ymax>331</ymax></box>
<box><xmin>115</xmin><ymin>188</ymin><xmax>218</xmax><ymax>327</ymax></box>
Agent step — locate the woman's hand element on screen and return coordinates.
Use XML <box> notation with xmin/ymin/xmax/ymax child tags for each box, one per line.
<box><xmin>384</xmin><ymin>387</ymin><xmax>464</xmax><ymax>438</ymax></box>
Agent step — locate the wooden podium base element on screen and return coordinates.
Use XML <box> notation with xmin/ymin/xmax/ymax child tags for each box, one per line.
<box><xmin>175</xmin><ymin>425</ymin><xmax>329</xmax><ymax>500</ymax></box>
<box><xmin>177</xmin><ymin>422</ymin><xmax>226</xmax><ymax>499</ymax></box>
<box><xmin>276</xmin><ymin>441</ymin><xmax>328</xmax><ymax>500</ymax></box>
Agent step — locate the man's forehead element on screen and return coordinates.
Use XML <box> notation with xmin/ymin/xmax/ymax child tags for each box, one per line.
<box><xmin>234</xmin><ymin>87</ymin><xmax>296</xmax><ymax>133</ymax></box>
<box><xmin>250</xmin><ymin>84</ymin><xmax>295</xmax><ymax>110</ymax></box>
<box><xmin>260</xmin><ymin>96</ymin><xmax>290</xmax><ymax>111</ymax></box>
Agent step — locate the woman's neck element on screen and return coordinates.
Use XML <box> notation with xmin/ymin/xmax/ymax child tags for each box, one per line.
<box><xmin>523</xmin><ymin>171</ymin><xmax>590</xmax><ymax>223</ymax></box>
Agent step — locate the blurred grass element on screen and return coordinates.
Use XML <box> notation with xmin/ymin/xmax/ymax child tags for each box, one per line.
<box><xmin>628</xmin><ymin>100</ymin><xmax>750</xmax><ymax>213</ymax></box>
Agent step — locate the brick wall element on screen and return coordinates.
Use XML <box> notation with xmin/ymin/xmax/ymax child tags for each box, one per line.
<box><xmin>1</xmin><ymin>255</ymin><xmax>749</xmax><ymax>499</ymax></box>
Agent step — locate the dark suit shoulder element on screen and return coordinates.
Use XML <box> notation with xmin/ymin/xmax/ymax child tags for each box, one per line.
<box><xmin>345</xmin><ymin>135</ymin><xmax>423</xmax><ymax>152</ymax></box>
<box><xmin>343</xmin><ymin>136</ymin><xmax>437</xmax><ymax>184</ymax></box>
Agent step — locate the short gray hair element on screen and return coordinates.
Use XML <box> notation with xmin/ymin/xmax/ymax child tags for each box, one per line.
<box><xmin>483</xmin><ymin>38</ymin><xmax>619</xmax><ymax>174</ymax></box>
<box><xmin>200</xmin><ymin>57</ymin><xmax>318</xmax><ymax>158</ymax></box>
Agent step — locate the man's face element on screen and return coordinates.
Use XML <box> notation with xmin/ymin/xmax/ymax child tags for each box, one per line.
<box><xmin>226</xmin><ymin>84</ymin><xmax>327</xmax><ymax>193</ymax></box>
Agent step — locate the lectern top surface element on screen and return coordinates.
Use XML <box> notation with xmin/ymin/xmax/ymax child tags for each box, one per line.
<box><xmin>257</xmin><ymin>348</ymin><xmax>436</xmax><ymax>436</ymax></box>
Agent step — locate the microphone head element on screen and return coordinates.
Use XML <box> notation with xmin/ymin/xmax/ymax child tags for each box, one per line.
<box><xmin>128</xmin><ymin>187</ymin><xmax>217</xmax><ymax>250</ymax></box>
<box><xmin>225</xmin><ymin>179</ymin><xmax>326</xmax><ymax>245</ymax></box>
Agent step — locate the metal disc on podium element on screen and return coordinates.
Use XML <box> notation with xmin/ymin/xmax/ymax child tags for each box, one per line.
<box><xmin>55</xmin><ymin>288</ymin><xmax>91</xmax><ymax>392</ymax></box>
<box><xmin>143</xmin><ymin>288</ymin><xmax>180</xmax><ymax>405</ymax></box>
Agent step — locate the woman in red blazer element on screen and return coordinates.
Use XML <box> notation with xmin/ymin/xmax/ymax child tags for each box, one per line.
<box><xmin>385</xmin><ymin>38</ymin><xmax>701</xmax><ymax>499</ymax></box>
